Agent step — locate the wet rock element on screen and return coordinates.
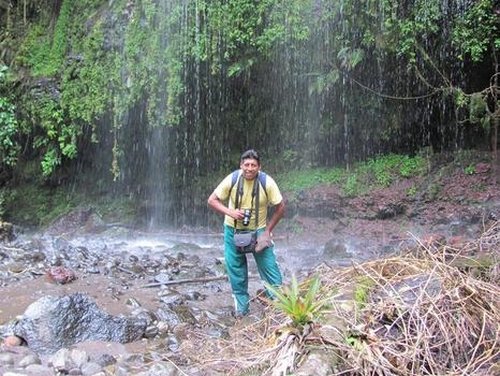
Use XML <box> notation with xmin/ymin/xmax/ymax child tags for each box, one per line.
<box><xmin>45</xmin><ymin>266</ymin><xmax>76</xmax><ymax>284</ymax></box>
<box><xmin>0</xmin><ymin>353</ymin><xmax>14</xmax><ymax>365</ymax></box>
<box><xmin>23</xmin><ymin>363</ymin><xmax>55</xmax><ymax>375</ymax></box>
<box><xmin>45</xmin><ymin>208</ymin><xmax>106</xmax><ymax>236</ymax></box>
<box><xmin>0</xmin><ymin>221</ymin><xmax>15</xmax><ymax>242</ymax></box>
<box><xmin>322</xmin><ymin>239</ymin><xmax>350</xmax><ymax>259</ymax></box>
<box><xmin>153</xmin><ymin>272</ymin><xmax>170</xmax><ymax>284</ymax></box>
<box><xmin>18</xmin><ymin>353</ymin><xmax>41</xmax><ymax>367</ymax></box>
<box><xmin>295</xmin><ymin>348</ymin><xmax>339</xmax><ymax>376</ymax></box>
<box><xmin>158</xmin><ymin>290</ymin><xmax>185</xmax><ymax>306</ymax></box>
<box><xmin>139</xmin><ymin>361</ymin><xmax>179</xmax><ymax>375</ymax></box>
<box><xmin>13</xmin><ymin>293</ymin><xmax>147</xmax><ymax>354</ymax></box>
<box><xmin>372</xmin><ymin>274</ymin><xmax>442</xmax><ymax>307</ymax></box>
<box><xmin>80</xmin><ymin>361</ymin><xmax>102</xmax><ymax>375</ymax></box>
<box><xmin>50</xmin><ymin>348</ymin><xmax>78</xmax><ymax>372</ymax></box>
<box><xmin>3</xmin><ymin>336</ymin><xmax>22</xmax><ymax>347</ymax></box>
<box><xmin>171</xmin><ymin>305</ymin><xmax>196</xmax><ymax>325</ymax></box>
<box><xmin>375</xmin><ymin>203</ymin><xmax>406</xmax><ymax>219</ymax></box>
<box><xmin>155</xmin><ymin>307</ymin><xmax>183</xmax><ymax>326</ymax></box>
<box><xmin>93</xmin><ymin>353</ymin><xmax>117</xmax><ymax>367</ymax></box>
<box><xmin>7</xmin><ymin>262</ymin><xmax>26</xmax><ymax>274</ymax></box>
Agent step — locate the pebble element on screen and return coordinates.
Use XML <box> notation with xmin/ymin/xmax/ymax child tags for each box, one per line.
<box><xmin>0</xmin><ymin>343</ymin><xmax>162</xmax><ymax>376</ymax></box>
<box><xmin>3</xmin><ymin>336</ymin><xmax>22</xmax><ymax>347</ymax></box>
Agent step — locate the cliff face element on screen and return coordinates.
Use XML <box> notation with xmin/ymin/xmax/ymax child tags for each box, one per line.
<box><xmin>283</xmin><ymin>154</ymin><xmax>500</xmax><ymax>254</ymax></box>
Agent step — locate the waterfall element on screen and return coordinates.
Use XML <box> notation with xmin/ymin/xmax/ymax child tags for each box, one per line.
<box><xmin>58</xmin><ymin>0</ymin><xmax>493</xmax><ymax>228</ymax></box>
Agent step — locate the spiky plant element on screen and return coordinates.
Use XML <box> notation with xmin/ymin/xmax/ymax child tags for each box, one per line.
<box><xmin>265</xmin><ymin>275</ymin><xmax>324</xmax><ymax>327</ymax></box>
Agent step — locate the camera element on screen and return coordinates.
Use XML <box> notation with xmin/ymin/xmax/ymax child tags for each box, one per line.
<box><xmin>242</xmin><ymin>209</ymin><xmax>251</xmax><ymax>226</ymax></box>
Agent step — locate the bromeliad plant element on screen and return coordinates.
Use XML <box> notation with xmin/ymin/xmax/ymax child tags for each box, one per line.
<box><xmin>265</xmin><ymin>274</ymin><xmax>325</xmax><ymax>327</ymax></box>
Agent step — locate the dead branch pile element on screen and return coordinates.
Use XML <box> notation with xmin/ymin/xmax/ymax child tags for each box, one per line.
<box><xmin>183</xmin><ymin>221</ymin><xmax>500</xmax><ymax>376</ymax></box>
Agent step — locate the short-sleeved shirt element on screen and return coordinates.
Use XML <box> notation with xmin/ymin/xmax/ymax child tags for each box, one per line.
<box><xmin>214</xmin><ymin>170</ymin><xmax>283</xmax><ymax>230</ymax></box>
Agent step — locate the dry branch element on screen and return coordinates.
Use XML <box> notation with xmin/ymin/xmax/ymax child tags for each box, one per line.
<box><xmin>142</xmin><ymin>275</ymin><xmax>227</xmax><ymax>288</ymax></box>
<box><xmin>182</xmin><ymin>221</ymin><xmax>500</xmax><ymax>376</ymax></box>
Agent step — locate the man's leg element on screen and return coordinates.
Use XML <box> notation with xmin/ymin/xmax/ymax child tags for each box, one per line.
<box><xmin>253</xmin><ymin>230</ymin><xmax>282</xmax><ymax>297</ymax></box>
<box><xmin>224</xmin><ymin>225</ymin><xmax>250</xmax><ymax>315</ymax></box>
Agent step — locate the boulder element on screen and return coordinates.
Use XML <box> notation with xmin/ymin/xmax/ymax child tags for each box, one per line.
<box><xmin>13</xmin><ymin>293</ymin><xmax>147</xmax><ymax>354</ymax></box>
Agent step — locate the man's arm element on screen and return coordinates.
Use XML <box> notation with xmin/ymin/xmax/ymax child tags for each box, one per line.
<box><xmin>264</xmin><ymin>200</ymin><xmax>285</xmax><ymax>235</ymax></box>
<box><xmin>207</xmin><ymin>192</ymin><xmax>244</xmax><ymax>221</ymax></box>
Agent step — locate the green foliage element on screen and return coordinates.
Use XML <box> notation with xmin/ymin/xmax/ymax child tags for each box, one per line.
<box><xmin>282</xmin><ymin>149</ymin><xmax>301</xmax><ymax>166</ymax></box>
<box><xmin>49</xmin><ymin>0</ymin><xmax>72</xmax><ymax>74</ymax></box>
<box><xmin>346</xmin><ymin>335</ymin><xmax>364</xmax><ymax>351</ymax></box>
<box><xmin>337</xmin><ymin>47</ymin><xmax>365</xmax><ymax>70</ymax></box>
<box><xmin>360</xmin><ymin>154</ymin><xmax>426</xmax><ymax>187</ymax></box>
<box><xmin>17</xmin><ymin>24</ymin><xmax>54</xmax><ymax>76</ymax></box>
<box><xmin>0</xmin><ymin>66</ymin><xmax>20</xmax><ymax>167</ymax></box>
<box><xmin>406</xmin><ymin>184</ymin><xmax>418</xmax><ymax>197</ymax></box>
<box><xmin>190</xmin><ymin>0</ymin><xmax>311</xmax><ymax>76</ymax></box>
<box><xmin>14</xmin><ymin>0</ymin><xmax>110</xmax><ymax>177</ymax></box>
<box><xmin>452</xmin><ymin>0</ymin><xmax>499</xmax><ymax>62</ymax></box>
<box><xmin>467</xmin><ymin>93</ymin><xmax>491</xmax><ymax>129</ymax></box>
<box><xmin>392</xmin><ymin>1</ymin><xmax>441</xmax><ymax>63</ymax></box>
<box><xmin>354</xmin><ymin>276</ymin><xmax>375</xmax><ymax>309</ymax></box>
<box><xmin>61</xmin><ymin>23</ymin><xmax>112</xmax><ymax>126</ymax></box>
<box><xmin>343</xmin><ymin>174</ymin><xmax>359</xmax><ymax>198</ymax></box>
<box><xmin>4</xmin><ymin>177</ymin><xmax>138</xmax><ymax>226</ymax></box>
<box><xmin>8</xmin><ymin>0</ymin><xmax>498</xmax><ymax>185</ymax></box>
<box><xmin>427</xmin><ymin>182</ymin><xmax>442</xmax><ymax>200</ymax></box>
<box><xmin>18</xmin><ymin>0</ymin><xmax>72</xmax><ymax>76</ymax></box>
<box><xmin>346</xmin><ymin>0</ymin><xmax>497</xmax><ymax>130</ymax></box>
<box><xmin>279</xmin><ymin>167</ymin><xmax>345</xmax><ymax>192</ymax></box>
<box><xmin>398</xmin><ymin>155</ymin><xmax>427</xmax><ymax>178</ymax></box>
<box><xmin>278</xmin><ymin>154</ymin><xmax>426</xmax><ymax>198</ymax></box>
<box><xmin>0</xmin><ymin>97</ymin><xmax>20</xmax><ymax>167</ymax></box>
<box><xmin>25</xmin><ymin>93</ymin><xmax>82</xmax><ymax>176</ymax></box>
<box><xmin>464</xmin><ymin>164</ymin><xmax>476</xmax><ymax>175</ymax></box>
<box><xmin>265</xmin><ymin>275</ymin><xmax>325</xmax><ymax>327</ymax></box>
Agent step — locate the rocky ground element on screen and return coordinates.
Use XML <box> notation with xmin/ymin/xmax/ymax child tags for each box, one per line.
<box><xmin>285</xmin><ymin>153</ymin><xmax>500</xmax><ymax>252</ymax></box>
<box><xmin>0</xmin><ymin>152</ymin><xmax>499</xmax><ymax>375</ymax></box>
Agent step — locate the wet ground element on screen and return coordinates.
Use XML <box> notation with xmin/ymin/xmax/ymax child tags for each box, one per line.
<box><xmin>0</xmin><ymin>229</ymin><xmax>345</xmax><ymax>322</ymax></box>
<box><xmin>0</xmin><ymin>227</ymin><xmax>358</xmax><ymax>376</ymax></box>
<box><xmin>1</xmin><ymin>153</ymin><xmax>499</xmax><ymax>374</ymax></box>
<box><xmin>2</xmin><ymin>154</ymin><xmax>500</xmax><ymax>336</ymax></box>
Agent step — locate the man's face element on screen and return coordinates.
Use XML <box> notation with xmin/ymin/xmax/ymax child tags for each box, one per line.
<box><xmin>240</xmin><ymin>158</ymin><xmax>260</xmax><ymax>180</ymax></box>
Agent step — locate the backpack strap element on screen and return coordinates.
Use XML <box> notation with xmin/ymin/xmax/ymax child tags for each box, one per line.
<box><xmin>258</xmin><ymin>171</ymin><xmax>267</xmax><ymax>197</ymax></box>
<box><xmin>230</xmin><ymin>170</ymin><xmax>267</xmax><ymax>198</ymax></box>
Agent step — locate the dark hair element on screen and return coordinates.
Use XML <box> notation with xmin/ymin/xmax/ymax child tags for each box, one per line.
<box><xmin>240</xmin><ymin>149</ymin><xmax>260</xmax><ymax>163</ymax></box>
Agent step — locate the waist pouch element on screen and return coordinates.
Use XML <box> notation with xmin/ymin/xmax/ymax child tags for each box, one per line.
<box><xmin>233</xmin><ymin>230</ymin><xmax>257</xmax><ymax>253</ymax></box>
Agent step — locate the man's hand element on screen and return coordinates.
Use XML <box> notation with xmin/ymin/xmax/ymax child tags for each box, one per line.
<box><xmin>208</xmin><ymin>192</ymin><xmax>245</xmax><ymax>220</ymax></box>
<box><xmin>255</xmin><ymin>232</ymin><xmax>273</xmax><ymax>252</ymax></box>
<box><xmin>230</xmin><ymin>208</ymin><xmax>245</xmax><ymax>221</ymax></box>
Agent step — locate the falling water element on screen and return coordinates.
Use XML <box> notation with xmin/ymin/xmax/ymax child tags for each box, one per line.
<box><xmin>84</xmin><ymin>0</ymin><xmax>493</xmax><ymax>227</ymax></box>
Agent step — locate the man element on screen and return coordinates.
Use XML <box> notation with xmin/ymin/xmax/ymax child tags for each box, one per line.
<box><xmin>207</xmin><ymin>149</ymin><xmax>285</xmax><ymax>317</ymax></box>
